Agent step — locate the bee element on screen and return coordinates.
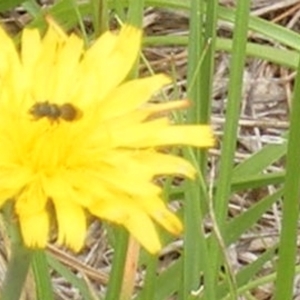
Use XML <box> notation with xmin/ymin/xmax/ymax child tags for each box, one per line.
<box><xmin>29</xmin><ymin>101</ymin><xmax>81</xmax><ymax>123</ymax></box>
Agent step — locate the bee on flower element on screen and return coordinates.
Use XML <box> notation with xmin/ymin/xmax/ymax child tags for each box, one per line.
<box><xmin>0</xmin><ymin>19</ymin><xmax>214</xmax><ymax>254</ymax></box>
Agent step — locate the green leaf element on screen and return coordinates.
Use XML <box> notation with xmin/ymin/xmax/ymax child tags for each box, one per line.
<box><xmin>0</xmin><ymin>0</ymin><xmax>24</xmax><ymax>11</ymax></box>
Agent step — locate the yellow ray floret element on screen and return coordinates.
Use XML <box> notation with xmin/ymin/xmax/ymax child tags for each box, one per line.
<box><xmin>0</xmin><ymin>20</ymin><xmax>214</xmax><ymax>254</ymax></box>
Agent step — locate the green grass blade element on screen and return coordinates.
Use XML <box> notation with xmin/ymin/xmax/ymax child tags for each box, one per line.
<box><xmin>89</xmin><ymin>0</ymin><xmax>109</xmax><ymax>35</ymax></box>
<box><xmin>210</xmin><ymin>0</ymin><xmax>251</xmax><ymax>291</ymax></box>
<box><xmin>219</xmin><ymin>6</ymin><xmax>300</xmax><ymax>51</ymax></box>
<box><xmin>182</xmin><ymin>0</ymin><xmax>206</xmax><ymax>297</ymax></box>
<box><xmin>229</xmin><ymin>252</ymin><xmax>279</xmax><ymax>299</ymax></box>
<box><xmin>105</xmin><ymin>228</ymin><xmax>129</xmax><ymax>300</ymax></box>
<box><xmin>127</xmin><ymin>0</ymin><xmax>144</xmax><ymax>27</ymax></box>
<box><xmin>1</xmin><ymin>203</ymin><xmax>33</xmax><ymax>300</ymax></box>
<box><xmin>154</xmin><ymin>258</ymin><xmax>182</xmax><ymax>300</ymax></box>
<box><xmin>231</xmin><ymin>172</ymin><xmax>285</xmax><ymax>192</ymax></box>
<box><xmin>217</xmin><ymin>38</ymin><xmax>299</xmax><ymax>69</ymax></box>
<box><xmin>182</xmin><ymin>0</ymin><xmax>218</xmax><ymax>298</ymax></box>
<box><xmin>47</xmin><ymin>254</ymin><xmax>95</xmax><ymax>300</ymax></box>
<box><xmin>32</xmin><ymin>250</ymin><xmax>54</xmax><ymax>300</ymax></box>
<box><xmin>22</xmin><ymin>0</ymin><xmax>42</xmax><ymax>17</ymax></box>
<box><xmin>144</xmin><ymin>35</ymin><xmax>299</xmax><ymax>69</ymax></box>
<box><xmin>232</xmin><ymin>143</ymin><xmax>287</xmax><ymax>178</ymax></box>
<box><xmin>136</xmin><ymin>255</ymin><xmax>158</xmax><ymax>300</ymax></box>
<box><xmin>225</xmin><ymin>189</ymin><xmax>283</xmax><ymax>245</ymax></box>
<box><xmin>274</xmin><ymin>54</ymin><xmax>300</xmax><ymax>300</ymax></box>
<box><xmin>219</xmin><ymin>246</ymin><xmax>277</xmax><ymax>299</ymax></box>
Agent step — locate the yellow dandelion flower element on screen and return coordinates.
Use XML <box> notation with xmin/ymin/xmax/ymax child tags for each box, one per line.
<box><xmin>0</xmin><ymin>20</ymin><xmax>214</xmax><ymax>254</ymax></box>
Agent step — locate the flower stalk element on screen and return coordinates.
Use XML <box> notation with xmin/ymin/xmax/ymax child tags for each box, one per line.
<box><xmin>120</xmin><ymin>236</ymin><xmax>140</xmax><ymax>300</ymax></box>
